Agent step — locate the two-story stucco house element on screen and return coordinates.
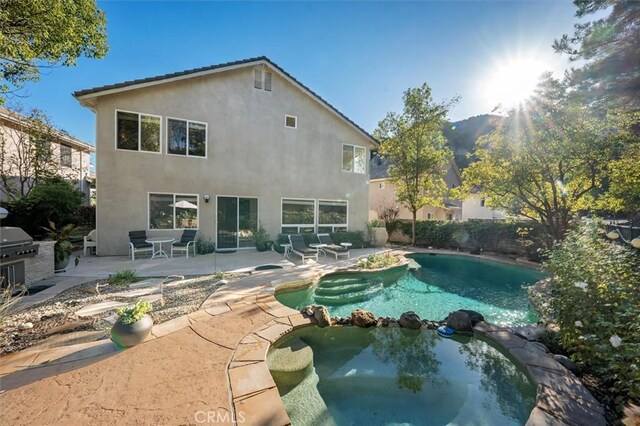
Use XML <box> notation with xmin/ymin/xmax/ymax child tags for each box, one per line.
<box><xmin>74</xmin><ymin>57</ymin><xmax>377</xmax><ymax>256</ymax></box>
<box><xmin>0</xmin><ymin>106</ymin><xmax>94</xmax><ymax>202</ymax></box>
<box><xmin>369</xmin><ymin>155</ymin><xmax>463</xmax><ymax>221</ymax></box>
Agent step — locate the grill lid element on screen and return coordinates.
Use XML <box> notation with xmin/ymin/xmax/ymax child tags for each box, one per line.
<box><xmin>1</xmin><ymin>227</ymin><xmax>34</xmax><ymax>248</ymax></box>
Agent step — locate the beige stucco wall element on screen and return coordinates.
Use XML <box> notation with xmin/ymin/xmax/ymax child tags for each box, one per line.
<box><xmin>368</xmin><ymin>163</ymin><xmax>463</xmax><ymax>222</ymax></box>
<box><xmin>461</xmin><ymin>194</ymin><xmax>507</xmax><ymax>220</ymax></box>
<box><xmin>89</xmin><ymin>66</ymin><xmax>373</xmax><ymax>255</ymax></box>
<box><xmin>0</xmin><ymin>122</ymin><xmax>92</xmax><ymax>200</ymax></box>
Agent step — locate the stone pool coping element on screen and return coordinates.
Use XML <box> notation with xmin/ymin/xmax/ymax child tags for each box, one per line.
<box><xmin>0</xmin><ymin>250</ymin><xmax>602</xmax><ymax>425</ymax></box>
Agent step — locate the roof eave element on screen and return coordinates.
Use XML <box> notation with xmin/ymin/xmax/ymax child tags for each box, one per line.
<box><xmin>73</xmin><ymin>56</ymin><xmax>378</xmax><ymax>147</ymax></box>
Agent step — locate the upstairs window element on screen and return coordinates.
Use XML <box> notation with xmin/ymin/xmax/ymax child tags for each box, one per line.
<box><xmin>167</xmin><ymin>118</ymin><xmax>207</xmax><ymax>157</ymax></box>
<box><xmin>254</xmin><ymin>68</ymin><xmax>272</xmax><ymax>91</ymax></box>
<box><xmin>342</xmin><ymin>144</ymin><xmax>366</xmax><ymax>174</ymax></box>
<box><xmin>285</xmin><ymin>115</ymin><xmax>297</xmax><ymax>128</ymax></box>
<box><xmin>60</xmin><ymin>145</ymin><xmax>72</xmax><ymax>167</ymax></box>
<box><xmin>116</xmin><ymin>111</ymin><xmax>161</xmax><ymax>153</ymax></box>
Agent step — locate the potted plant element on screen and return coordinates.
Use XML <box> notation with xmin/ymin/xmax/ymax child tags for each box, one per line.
<box><xmin>42</xmin><ymin>221</ymin><xmax>76</xmax><ymax>271</ymax></box>
<box><xmin>254</xmin><ymin>223</ymin><xmax>270</xmax><ymax>252</ymax></box>
<box><xmin>110</xmin><ymin>301</ymin><xmax>154</xmax><ymax>348</ymax></box>
<box><xmin>368</xmin><ymin>219</ymin><xmax>388</xmax><ymax>248</ymax></box>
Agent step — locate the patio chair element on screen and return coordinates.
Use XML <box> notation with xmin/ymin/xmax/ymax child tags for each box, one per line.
<box><xmin>172</xmin><ymin>229</ymin><xmax>198</xmax><ymax>258</ymax></box>
<box><xmin>317</xmin><ymin>233</ymin><xmax>350</xmax><ymax>259</ymax></box>
<box><xmin>128</xmin><ymin>230</ymin><xmax>153</xmax><ymax>260</ymax></box>
<box><xmin>83</xmin><ymin>229</ymin><xmax>97</xmax><ymax>256</ymax></box>
<box><xmin>288</xmin><ymin>234</ymin><xmax>318</xmax><ymax>263</ymax></box>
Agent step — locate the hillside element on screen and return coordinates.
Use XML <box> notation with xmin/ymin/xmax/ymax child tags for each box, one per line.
<box><xmin>443</xmin><ymin>114</ymin><xmax>504</xmax><ymax>169</ymax></box>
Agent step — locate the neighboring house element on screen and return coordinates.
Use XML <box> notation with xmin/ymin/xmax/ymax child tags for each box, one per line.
<box><xmin>74</xmin><ymin>56</ymin><xmax>378</xmax><ymax>256</ymax></box>
<box><xmin>461</xmin><ymin>193</ymin><xmax>508</xmax><ymax>220</ymax></box>
<box><xmin>0</xmin><ymin>106</ymin><xmax>95</xmax><ymax>201</ymax></box>
<box><xmin>369</xmin><ymin>155</ymin><xmax>463</xmax><ymax>221</ymax></box>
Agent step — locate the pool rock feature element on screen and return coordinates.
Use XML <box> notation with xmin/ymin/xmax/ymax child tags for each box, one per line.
<box><xmin>399</xmin><ymin>311</ymin><xmax>421</xmax><ymax>329</ymax></box>
<box><xmin>351</xmin><ymin>309</ymin><xmax>377</xmax><ymax>328</ymax></box>
<box><xmin>300</xmin><ymin>305</ymin><xmax>332</xmax><ymax>327</ymax></box>
<box><xmin>313</xmin><ymin>306</ymin><xmax>331</xmax><ymax>328</ymax></box>
<box><xmin>445</xmin><ymin>310</ymin><xmax>485</xmax><ymax>332</ymax></box>
<box><xmin>553</xmin><ymin>354</ymin><xmax>577</xmax><ymax>372</ymax></box>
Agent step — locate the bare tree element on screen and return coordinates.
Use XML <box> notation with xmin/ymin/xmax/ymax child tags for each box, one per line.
<box><xmin>0</xmin><ymin>107</ymin><xmax>60</xmax><ymax>199</ymax></box>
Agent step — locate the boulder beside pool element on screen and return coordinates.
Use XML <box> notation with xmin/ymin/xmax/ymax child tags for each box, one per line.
<box><xmin>399</xmin><ymin>311</ymin><xmax>422</xmax><ymax>329</ymax></box>
<box><xmin>445</xmin><ymin>310</ymin><xmax>485</xmax><ymax>332</ymax></box>
<box><xmin>351</xmin><ymin>309</ymin><xmax>377</xmax><ymax>328</ymax></box>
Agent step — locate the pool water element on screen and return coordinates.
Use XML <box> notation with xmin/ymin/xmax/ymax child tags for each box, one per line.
<box><xmin>271</xmin><ymin>327</ymin><xmax>536</xmax><ymax>426</ymax></box>
<box><xmin>276</xmin><ymin>254</ymin><xmax>545</xmax><ymax>326</ymax></box>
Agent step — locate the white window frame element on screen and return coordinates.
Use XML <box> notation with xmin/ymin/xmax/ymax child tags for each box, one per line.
<box><xmin>317</xmin><ymin>199</ymin><xmax>349</xmax><ymax>233</ymax></box>
<box><xmin>284</xmin><ymin>115</ymin><xmax>297</xmax><ymax>129</ymax></box>
<box><xmin>281</xmin><ymin>197</ymin><xmax>317</xmax><ymax>234</ymax></box>
<box><xmin>342</xmin><ymin>144</ymin><xmax>367</xmax><ymax>174</ymax></box>
<box><xmin>166</xmin><ymin>116</ymin><xmax>208</xmax><ymax>158</ymax></box>
<box><xmin>115</xmin><ymin>109</ymin><xmax>162</xmax><ymax>154</ymax></box>
<box><xmin>147</xmin><ymin>192</ymin><xmax>200</xmax><ymax>230</ymax></box>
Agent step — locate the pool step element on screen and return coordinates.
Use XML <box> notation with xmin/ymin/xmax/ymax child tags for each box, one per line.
<box><xmin>316</xmin><ymin>276</ymin><xmax>369</xmax><ymax>288</ymax></box>
<box><xmin>313</xmin><ymin>284</ymin><xmax>383</xmax><ymax>306</ymax></box>
<box><xmin>314</xmin><ymin>282</ymin><xmax>372</xmax><ymax>296</ymax></box>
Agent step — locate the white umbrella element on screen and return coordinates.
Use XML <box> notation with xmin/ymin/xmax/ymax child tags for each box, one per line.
<box><xmin>171</xmin><ymin>200</ymin><xmax>198</xmax><ymax>209</ymax></box>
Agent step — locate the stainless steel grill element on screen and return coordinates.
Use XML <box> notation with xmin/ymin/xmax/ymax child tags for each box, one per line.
<box><xmin>1</xmin><ymin>227</ymin><xmax>39</xmax><ymax>287</ymax></box>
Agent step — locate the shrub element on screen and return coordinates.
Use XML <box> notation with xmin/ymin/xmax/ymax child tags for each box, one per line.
<box><xmin>545</xmin><ymin>220</ymin><xmax>640</xmax><ymax>414</ymax></box>
<box><xmin>253</xmin><ymin>223</ymin><xmax>270</xmax><ymax>252</ymax></box>
<box><xmin>357</xmin><ymin>252</ymin><xmax>399</xmax><ymax>270</ymax></box>
<box><xmin>1</xmin><ymin>177</ymin><xmax>84</xmax><ymax>238</ymax></box>
<box><xmin>115</xmin><ymin>301</ymin><xmax>152</xmax><ymax>325</ymax></box>
<box><xmin>196</xmin><ymin>238</ymin><xmax>215</xmax><ymax>254</ymax></box>
<box><xmin>108</xmin><ymin>269</ymin><xmax>140</xmax><ymax>286</ymax></box>
<box><xmin>415</xmin><ymin>220</ymin><xmax>454</xmax><ymax>248</ymax></box>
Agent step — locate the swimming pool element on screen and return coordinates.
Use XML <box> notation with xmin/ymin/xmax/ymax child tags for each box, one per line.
<box><xmin>269</xmin><ymin>326</ymin><xmax>537</xmax><ymax>425</ymax></box>
<box><xmin>276</xmin><ymin>253</ymin><xmax>545</xmax><ymax>326</ymax></box>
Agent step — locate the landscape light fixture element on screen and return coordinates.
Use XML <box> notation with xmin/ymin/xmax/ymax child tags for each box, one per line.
<box><xmin>0</xmin><ymin>207</ymin><xmax>8</xmax><ymax>220</ymax></box>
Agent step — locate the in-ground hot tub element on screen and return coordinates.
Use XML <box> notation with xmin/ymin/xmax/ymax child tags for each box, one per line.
<box><xmin>268</xmin><ymin>326</ymin><xmax>536</xmax><ymax>425</ymax></box>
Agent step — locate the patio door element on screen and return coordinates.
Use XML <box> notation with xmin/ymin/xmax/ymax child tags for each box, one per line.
<box><xmin>216</xmin><ymin>196</ymin><xmax>258</xmax><ymax>249</ymax></box>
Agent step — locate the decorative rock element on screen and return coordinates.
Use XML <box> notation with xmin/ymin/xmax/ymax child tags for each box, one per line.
<box><xmin>445</xmin><ymin>310</ymin><xmax>485</xmax><ymax>332</ymax></box>
<box><xmin>313</xmin><ymin>306</ymin><xmax>331</xmax><ymax>328</ymax></box>
<box><xmin>18</xmin><ymin>322</ymin><xmax>33</xmax><ymax>330</ymax></box>
<box><xmin>553</xmin><ymin>354</ymin><xmax>577</xmax><ymax>372</ymax></box>
<box><xmin>301</xmin><ymin>306</ymin><xmax>314</xmax><ymax>317</ymax></box>
<box><xmin>399</xmin><ymin>311</ymin><xmax>421</xmax><ymax>329</ymax></box>
<box><xmin>351</xmin><ymin>309</ymin><xmax>377</xmax><ymax>328</ymax></box>
<box><xmin>219</xmin><ymin>279</ymin><xmax>229</xmax><ymax>285</ymax></box>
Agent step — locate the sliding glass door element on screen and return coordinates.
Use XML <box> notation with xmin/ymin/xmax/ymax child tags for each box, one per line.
<box><xmin>217</xmin><ymin>196</ymin><xmax>258</xmax><ymax>249</ymax></box>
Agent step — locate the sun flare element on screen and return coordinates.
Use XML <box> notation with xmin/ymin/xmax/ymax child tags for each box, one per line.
<box><xmin>481</xmin><ymin>56</ymin><xmax>549</xmax><ymax>110</ymax></box>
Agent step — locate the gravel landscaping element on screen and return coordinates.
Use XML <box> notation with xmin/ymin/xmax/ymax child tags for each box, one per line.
<box><xmin>0</xmin><ymin>273</ymin><xmax>249</xmax><ymax>354</ymax></box>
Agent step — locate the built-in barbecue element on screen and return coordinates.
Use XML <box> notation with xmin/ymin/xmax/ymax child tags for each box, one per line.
<box><xmin>1</xmin><ymin>227</ymin><xmax>39</xmax><ymax>288</ymax></box>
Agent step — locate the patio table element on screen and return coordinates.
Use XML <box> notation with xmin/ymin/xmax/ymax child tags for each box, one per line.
<box><xmin>146</xmin><ymin>237</ymin><xmax>175</xmax><ymax>260</ymax></box>
<box><xmin>309</xmin><ymin>243</ymin><xmax>327</xmax><ymax>256</ymax></box>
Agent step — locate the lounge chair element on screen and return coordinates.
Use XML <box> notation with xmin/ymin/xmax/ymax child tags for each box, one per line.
<box><xmin>128</xmin><ymin>230</ymin><xmax>153</xmax><ymax>260</ymax></box>
<box><xmin>288</xmin><ymin>234</ymin><xmax>318</xmax><ymax>263</ymax></box>
<box><xmin>83</xmin><ymin>229</ymin><xmax>97</xmax><ymax>256</ymax></box>
<box><xmin>317</xmin><ymin>233</ymin><xmax>350</xmax><ymax>259</ymax></box>
<box><xmin>172</xmin><ymin>229</ymin><xmax>198</xmax><ymax>258</ymax></box>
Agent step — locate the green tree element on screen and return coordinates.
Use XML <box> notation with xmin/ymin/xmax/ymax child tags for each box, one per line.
<box><xmin>374</xmin><ymin>83</ymin><xmax>457</xmax><ymax>245</ymax></box>
<box><xmin>459</xmin><ymin>79</ymin><xmax>620</xmax><ymax>244</ymax></box>
<box><xmin>0</xmin><ymin>0</ymin><xmax>108</xmax><ymax>101</ymax></box>
<box><xmin>553</xmin><ymin>0</ymin><xmax>640</xmax><ymax>111</ymax></box>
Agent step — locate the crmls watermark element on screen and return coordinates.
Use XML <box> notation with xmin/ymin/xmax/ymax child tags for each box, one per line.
<box><xmin>194</xmin><ymin>411</ymin><xmax>245</xmax><ymax>423</ymax></box>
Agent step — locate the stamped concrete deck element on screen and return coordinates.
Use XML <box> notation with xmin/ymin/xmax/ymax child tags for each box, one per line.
<box><xmin>1</xmin><ymin>249</ymin><xmax>604</xmax><ymax>426</ymax></box>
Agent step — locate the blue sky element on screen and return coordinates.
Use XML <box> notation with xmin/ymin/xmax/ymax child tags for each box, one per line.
<box><xmin>9</xmin><ymin>1</ymin><xmax>579</xmax><ymax>148</ymax></box>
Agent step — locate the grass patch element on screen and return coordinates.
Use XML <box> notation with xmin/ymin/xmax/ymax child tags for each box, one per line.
<box><xmin>108</xmin><ymin>269</ymin><xmax>140</xmax><ymax>286</ymax></box>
